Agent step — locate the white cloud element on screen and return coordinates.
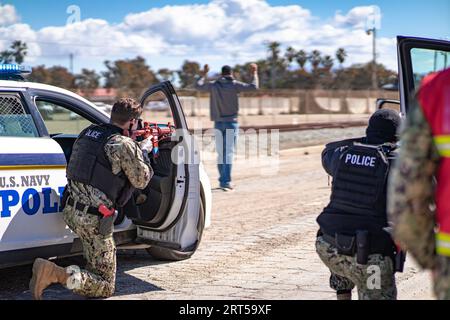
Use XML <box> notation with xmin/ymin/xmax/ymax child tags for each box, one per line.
<box><xmin>0</xmin><ymin>4</ymin><xmax>19</xmax><ymax>26</ymax></box>
<box><xmin>334</xmin><ymin>5</ymin><xmax>381</xmax><ymax>29</ymax></box>
<box><xmin>37</xmin><ymin>19</ymin><xmax>169</xmax><ymax>57</ymax></box>
<box><xmin>3</xmin><ymin>1</ymin><xmax>397</xmax><ymax>71</ymax></box>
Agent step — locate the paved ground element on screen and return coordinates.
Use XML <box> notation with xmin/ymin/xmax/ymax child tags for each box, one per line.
<box><xmin>0</xmin><ymin>128</ymin><xmax>435</xmax><ymax>300</ymax></box>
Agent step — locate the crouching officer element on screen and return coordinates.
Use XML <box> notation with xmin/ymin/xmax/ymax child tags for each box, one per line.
<box><xmin>29</xmin><ymin>98</ymin><xmax>154</xmax><ymax>299</ymax></box>
<box><xmin>315</xmin><ymin>109</ymin><xmax>402</xmax><ymax>300</ymax></box>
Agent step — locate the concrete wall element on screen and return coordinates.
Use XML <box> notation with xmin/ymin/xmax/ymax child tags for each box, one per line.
<box><xmin>178</xmin><ymin>90</ymin><xmax>400</xmax><ymax>117</ymax></box>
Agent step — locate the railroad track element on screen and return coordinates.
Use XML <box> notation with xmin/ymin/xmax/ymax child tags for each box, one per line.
<box><xmin>190</xmin><ymin>120</ymin><xmax>367</xmax><ymax>134</ymax></box>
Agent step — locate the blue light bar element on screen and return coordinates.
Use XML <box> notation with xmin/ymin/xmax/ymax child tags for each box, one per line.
<box><xmin>0</xmin><ymin>64</ymin><xmax>32</xmax><ymax>75</ymax></box>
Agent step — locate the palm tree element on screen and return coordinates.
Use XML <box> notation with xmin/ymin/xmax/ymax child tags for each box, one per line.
<box><xmin>11</xmin><ymin>41</ymin><xmax>28</xmax><ymax>64</ymax></box>
<box><xmin>309</xmin><ymin>50</ymin><xmax>322</xmax><ymax>72</ymax></box>
<box><xmin>0</xmin><ymin>51</ymin><xmax>13</xmax><ymax>64</ymax></box>
<box><xmin>267</xmin><ymin>41</ymin><xmax>282</xmax><ymax>89</ymax></box>
<box><xmin>336</xmin><ymin>48</ymin><xmax>347</xmax><ymax>69</ymax></box>
<box><xmin>295</xmin><ymin>50</ymin><xmax>308</xmax><ymax>70</ymax></box>
<box><xmin>321</xmin><ymin>55</ymin><xmax>334</xmax><ymax>72</ymax></box>
<box><xmin>285</xmin><ymin>46</ymin><xmax>297</xmax><ymax>64</ymax></box>
<box><xmin>268</xmin><ymin>41</ymin><xmax>281</xmax><ymax>62</ymax></box>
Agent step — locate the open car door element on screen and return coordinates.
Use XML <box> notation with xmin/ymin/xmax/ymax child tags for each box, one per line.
<box><xmin>397</xmin><ymin>36</ymin><xmax>450</xmax><ymax>115</ymax></box>
<box><xmin>122</xmin><ymin>81</ymin><xmax>203</xmax><ymax>260</ymax></box>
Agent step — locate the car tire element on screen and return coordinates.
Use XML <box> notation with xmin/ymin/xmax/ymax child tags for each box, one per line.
<box><xmin>146</xmin><ymin>197</ymin><xmax>205</xmax><ymax>261</ymax></box>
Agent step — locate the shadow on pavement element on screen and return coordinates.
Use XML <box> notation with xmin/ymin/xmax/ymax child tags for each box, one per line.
<box><xmin>0</xmin><ymin>249</ymin><xmax>170</xmax><ymax>300</ymax></box>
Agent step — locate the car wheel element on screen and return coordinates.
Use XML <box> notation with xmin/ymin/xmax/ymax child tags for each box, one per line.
<box><xmin>146</xmin><ymin>197</ymin><xmax>205</xmax><ymax>261</ymax></box>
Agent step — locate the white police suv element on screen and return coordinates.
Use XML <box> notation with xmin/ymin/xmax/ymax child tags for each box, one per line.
<box><xmin>0</xmin><ymin>64</ymin><xmax>212</xmax><ymax>268</ymax></box>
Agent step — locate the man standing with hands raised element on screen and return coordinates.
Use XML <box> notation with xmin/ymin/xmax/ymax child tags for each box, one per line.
<box><xmin>196</xmin><ymin>63</ymin><xmax>259</xmax><ymax>191</ymax></box>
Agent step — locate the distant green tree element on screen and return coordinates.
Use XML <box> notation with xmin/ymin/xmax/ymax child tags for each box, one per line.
<box><xmin>11</xmin><ymin>41</ymin><xmax>28</xmax><ymax>64</ymax></box>
<box><xmin>177</xmin><ymin>60</ymin><xmax>201</xmax><ymax>88</ymax></box>
<box><xmin>267</xmin><ymin>41</ymin><xmax>289</xmax><ymax>89</ymax></box>
<box><xmin>0</xmin><ymin>51</ymin><xmax>13</xmax><ymax>64</ymax></box>
<box><xmin>157</xmin><ymin>68</ymin><xmax>175</xmax><ymax>82</ymax></box>
<box><xmin>332</xmin><ymin>62</ymin><xmax>397</xmax><ymax>90</ymax></box>
<box><xmin>0</xmin><ymin>41</ymin><xmax>28</xmax><ymax>64</ymax></box>
<box><xmin>75</xmin><ymin>69</ymin><xmax>100</xmax><ymax>97</ymax></box>
<box><xmin>268</xmin><ymin>41</ymin><xmax>282</xmax><ymax>62</ymax></box>
<box><xmin>336</xmin><ymin>48</ymin><xmax>347</xmax><ymax>69</ymax></box>
<box><xmin>103</xmin><ymin>56</ymin><xmax>159</xmax><ymax>98</ymax></box>
<box><xmin>47</xmin><ymin>66</ymin><xmax>76</xmax><ymax>89</ymax></box>
<box><xmin>285</xmin><ymin>46</ymin><xmax>297</xmax><ymax>64</ymax></box>
<box><xmin>295</xmin><ymin>50</ymin><xmax>308</xmax><ymax>70</ymax></box>
<box><xmin>309</xmin><ymin>50</ymin><xmax>322</xmax><ymax>73</ymax></box>
<box><xmin>28</xmin><ymin>65</ymin><xmax>75</xmax><ymax>90</ymax></box>
<box><xmin>28</xmin><ymin>65</ymin><xmax>51</xmax><ymax>83</ymax></box>
<box><xmin>321</xmin><ymin>55</ymin><xmax>334</xmax><ymax>72</ymax></box>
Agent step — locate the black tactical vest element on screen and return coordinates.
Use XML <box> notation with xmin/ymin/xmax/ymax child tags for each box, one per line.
<box><xmin>66</xmin><ymin>124</ymin><xmax>129</xmax><ymax>206</ymax></box>
<box><xmin>317</xmin><ymin>142</ymin><xmax>396</xmax><ymax>252</ymax></box>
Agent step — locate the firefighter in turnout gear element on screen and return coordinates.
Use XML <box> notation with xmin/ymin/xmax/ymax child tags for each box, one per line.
<box><xmin>29</xmin><ymin>98</ymin><xmax>154</xmax><ymax>299</ymax></box>
<box><xmin>388</xmin><ymin>68</ymin><xmax>450</xmax><ymax>299</ymax></box>
<box><xmin>315</xmin><ymin>108</ymin><xmax>402</xmax><ymax>300</ymax></box>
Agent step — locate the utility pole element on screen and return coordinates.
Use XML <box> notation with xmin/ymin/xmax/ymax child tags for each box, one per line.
<box><xmin>366</xmin><ymin>27</ymin><xmax>377</xmax><ymax>90</ymax></box>
<box><xmin>69</xmin><ymin>53</ymin><xmax>74</xmax><ymax>74</ymax></box>
<box><xmin>366</xmin><ymin>5</ymin><xmax>380</xmax><ymax>91</ymax></box>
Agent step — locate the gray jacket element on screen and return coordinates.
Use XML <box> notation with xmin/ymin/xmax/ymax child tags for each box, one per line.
<box><xmin>195</xmin><ymin>74</ymin><xmax>259</xmax><ymax>122</ymax></box>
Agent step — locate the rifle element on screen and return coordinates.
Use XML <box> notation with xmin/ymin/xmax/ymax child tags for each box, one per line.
<box><xmin>125</xmin><ymin>121</ymin><xmax>174</xmax><ymax>158</ymax></box>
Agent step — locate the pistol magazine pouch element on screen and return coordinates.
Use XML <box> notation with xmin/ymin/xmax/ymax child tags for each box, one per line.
<box><xmin>335</xmin><ymin>233</ymin><xmax>356</xmax><ymax>256</ymax></box>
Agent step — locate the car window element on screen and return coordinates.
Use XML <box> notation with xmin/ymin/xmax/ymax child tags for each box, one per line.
<box><xmin>35</xmin><ymin>99</ymin><xmax>93</xmax><ymax>135</ymax></box>
<box><xmin>141</xmin><ymin>90</ymin><xmax>176</xmax><ymax>127</ymax></box>
<box><xmin>378</xmin><ymin>100</ymin><xmax>400</xmax><ymax>113</ymax></box>
<box><xmin>410</xmin><ymin>48</ymin><xmax>450</xmax><ymax>89</ymax></box>
<box><xmin>0</xmin><ymin>93</ymin><xmax>39</xmax><ymax>137</ymax></box>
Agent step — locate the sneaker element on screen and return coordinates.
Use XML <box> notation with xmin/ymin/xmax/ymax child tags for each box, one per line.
<box><xmin>221</xmin><ymin>184</ymin><xmax>235</xmax><ymax>192</ymax></box>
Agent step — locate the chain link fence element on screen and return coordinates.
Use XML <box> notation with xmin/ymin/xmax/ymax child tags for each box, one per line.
<box><xmin>0</xmin><ymin>94</ymin><xmax>39</xmax><ymax>137</ymax></box>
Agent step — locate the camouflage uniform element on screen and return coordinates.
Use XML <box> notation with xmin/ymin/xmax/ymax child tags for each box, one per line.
<box><xmin>62</xmin><ymin>135</ymin><xmax>153</xmax><ymax>298</ymax></box>
<box><xmin>387</xmin><ymin>101</ymin><xmax>449</xmax><ymax>299</ymax></box>
<box><xmin>329</xmin><ymin>272</ymin><xmax>355</xmax><ymax>293</ymax></box>
<box><xmin>316</xmin><ymin>237</ymin><xmax>397</xmax><ymax>300</ymax></box>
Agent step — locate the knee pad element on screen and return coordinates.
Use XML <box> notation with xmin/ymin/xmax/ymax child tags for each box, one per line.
<box><xmin>65</xmin><ymin>265</ymin><xmax>82</xmax><ymax>290</ymax></box>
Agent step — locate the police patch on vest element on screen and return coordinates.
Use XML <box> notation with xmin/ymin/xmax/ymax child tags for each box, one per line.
<box><xmin>344</xmin><ymin>153</ymin><xmax>377</xmax><ymax>167</ymax></box>
<box><xmin>83</xmin><ymin>128</ymin><xmax>105</xmax><ymax>141</ymax></box>
<box><xmin>331</xmin><ymin>143</ymin><xmax>390</xmax><ymax>212</ymax></box>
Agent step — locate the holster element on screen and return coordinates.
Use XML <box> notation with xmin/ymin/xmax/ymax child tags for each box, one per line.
<box><xmin>99</xmin><ymin>212</ymin><xmax>117</xmax><ymax>236</ymax></box>
<box><xmin>356</xmin><ymin>230</ymin><xmax>370</xmax><ymax>265</ymax></box>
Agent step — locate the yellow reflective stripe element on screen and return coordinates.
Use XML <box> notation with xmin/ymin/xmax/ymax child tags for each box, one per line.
<box><xmin>437</xmin><ymin>232</ymin><xmax>450</xmax><ymax>243</ymax></box>
<box><xmin>437</xmin><ymin>247</ymin><xmax>450</xmax><ymax>256</ymax></box>
<box><xmin>434</xmin><ymin>135</ymin><xmax>450</xmax><ymax>157</ymax></box>
<box><xmin>436</xmin><ymin>232</ymin><xmax>450</xmax><ymax>257</ymax></box>
<box><xmin>434</xmin><ymin>135</ymin><xmax>450</xmax><ymax>145</ymax></box>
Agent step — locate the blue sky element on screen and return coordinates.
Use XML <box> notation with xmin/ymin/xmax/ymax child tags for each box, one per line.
<box><xmin>2</xmin><ymin>0</ymin><xmax>449</xmax><ymax>73</ymax></box>
<box><xmin>7</xmin><ymin>0</ymin><xmax>449</xmax><ymax>39</ymax></box>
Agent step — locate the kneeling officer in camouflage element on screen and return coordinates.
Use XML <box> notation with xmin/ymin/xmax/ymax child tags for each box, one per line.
<box><xmin>315</xmin><ymin>109</ymin><xmax>403</xmax><ymax>300</ymax></box>
<box><xmin>29</xmin><ymin>98</ymin><xmax>154</xmax><ymax>299</ymax></box>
